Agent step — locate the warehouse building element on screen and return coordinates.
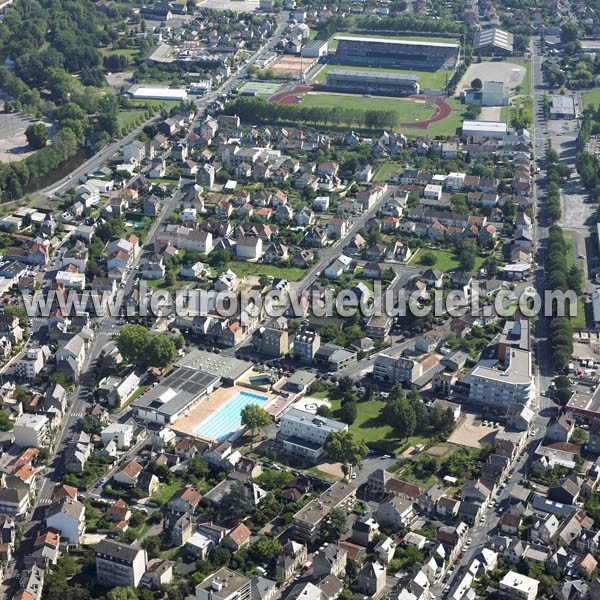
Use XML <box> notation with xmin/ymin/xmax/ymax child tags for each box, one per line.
<box><xmin>550</xmin><ymin>95</ymin><xmax>576</xmax><ymax>119</ymax></box>
<box><xmin>325</xmin><ymin>69</ymin><xmax>420</xmax><ymax>96</ymax></box>
<box><xmin>129</xmin><ymin>86</ymin><xmax>187</xmax><ymax>101</ymax></box>
<box><xmin>464</xmin><ymin>80</ymin><xmax>509</xmax><ymax>106</ymax></box>
<box><xmin>473</xmin><ymin>28</ymin><xmax>514</xmax><ymax>55</ymax></box>
<box><xmin>334</xmin><ymin>35</ymin><xmax>459</xmax><ymax>70</ymax></box>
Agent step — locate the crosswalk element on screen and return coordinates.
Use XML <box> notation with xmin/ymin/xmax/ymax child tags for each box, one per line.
<box><xmin>37</xmin><ymin>497</ymin><xmax>52</xmax><ymax>505</ymax></box>
<box><xmin>71</xmin><ymin>412</ymin><xmax>86</xmax><ymax>418</ymax></box>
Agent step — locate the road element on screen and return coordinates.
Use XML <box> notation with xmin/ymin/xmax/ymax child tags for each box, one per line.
<box><xmin>431</xmin><ymin>38</ymin><xmax>558</xmax><ymax>598</ymax></box>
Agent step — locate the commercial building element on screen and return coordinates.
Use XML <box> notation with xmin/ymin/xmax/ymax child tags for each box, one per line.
<box><xmin>292</xmin><ymin>482</ymin><xmax>356</xmax><ymax>543</ymax></box>
<box><xmin>277</xmin><ymin>407</ymin><xmax>347</xmax><ymax>462</ymax></box>
<box><xmin>550</xmin><ymin>95</ymin><xmax>576</xmax><ymax>119</ymax></box>
<box><xmin>499</xmin><ymin>571</ymin><xmax>539</xmax><ymax>600</ymax></box>
<box><xmin>195</xmin><ymin>568</ymin><xmax>251</xmax><ymax>600</ymax></box>
<box><xmin>463</xmin><ymin>349</ymin><xmax>534</xmax><ymax>409</ymax></box>
<box><xmin>129</xmin><ymin>86</ymin><xmax>187</xmax><ymax>101</ymax></box>
<box><xmin>462</xmin><ymin>120</ymin><xmax>508</xmax><ymax>139</ymax></box>
<box><xmin>134</xmin><ymin>366</ymin><xmax>220</xmax><ymax>425</ymax></box>
<box><xmin>95</xmin><ymin>539</ymin><xmax>148</xmax><ymax>588</ymax></box>
<box><xmin>325</xmin><ymin>69</ymin><xmax>420</xmax><ymax>96</ymax></box>
<box><xmin>464</xmin><ymin>80</ymin><xmax>509</xmax><ymax>106</ymax></box>
<box><xmin>473</xmin><ymin>28</ymin><xmax>514</xmax><ymax>55</ymax></box>
<box><xmin>334</xmin><ymin>35</ymin><xmax>459</xmax><ymax>70</ymax></box>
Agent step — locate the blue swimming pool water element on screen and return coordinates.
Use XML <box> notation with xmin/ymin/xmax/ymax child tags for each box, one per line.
<box><xmin>193</xmin><ymin>391</ymin><xmax>267</xmax><ymax>440</ymax></box>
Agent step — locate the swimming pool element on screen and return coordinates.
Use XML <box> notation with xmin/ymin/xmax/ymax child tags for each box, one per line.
<box><xmin>192</xmin><ymin>390</ymin><xmax>268</xmax><ymax>440</ymax></box>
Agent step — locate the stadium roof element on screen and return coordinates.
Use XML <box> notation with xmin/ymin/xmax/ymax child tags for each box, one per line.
<box><xmin>473</xmin><ymin>28</ymin><xmax>514</xmax><ymax>52</ymax></box>
<box><xmin>335</xmin><ymin>35</ymin><xmax>459</xmax><ymax>49</ymax></box>
<box><xmin>327</xmin><ymin>68</ymin><xmax>419</xmax><ymax>82</ymax></box>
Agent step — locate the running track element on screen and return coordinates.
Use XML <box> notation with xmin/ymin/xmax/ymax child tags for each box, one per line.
<box><xmin>270</xmin><ymin>86</ymin><xmax>453</xmax><ymax>129</ymax></box>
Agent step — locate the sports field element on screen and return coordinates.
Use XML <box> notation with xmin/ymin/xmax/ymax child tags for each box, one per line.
<box><xmin>238</xmin><ymin>81</ymin><xmax>283</xmax><ymax>96</ymax></box>
<box><xmin>313</xmin><ymin>64</ymin><xmax>449</xmax><ymax>90</ymax></box>
<box><xmin>299</xmin><ymin>91</ymin><xmax>435</xmax><ymax>122</ymax></box>
<box><xmin>583</xmin><ymin>89</ymin><xmax>600</xmax><ymax>110</ymax></box>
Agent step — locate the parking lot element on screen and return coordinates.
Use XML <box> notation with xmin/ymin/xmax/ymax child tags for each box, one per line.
<box><xmin>0</xmin><ymin>112</ymin><xmax>52</xmax><ymax>163</ymax></box>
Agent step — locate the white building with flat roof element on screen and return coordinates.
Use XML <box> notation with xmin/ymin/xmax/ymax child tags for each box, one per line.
<box><xmin>277</xmin><ymin>407</ymin><xmax>347</xmax><ymax>462</ymax></box>
<box><xmin>499</xmin><ymin>570</ymin><xmax>539</xmax><ymax>600</ymax></box>
<box><xmin>462</xmin><ymin>120</ymin><xmax>508</xmax><ymax>139</ymax></box>
<box><xmin>14</xmin><ymin>414</ymin><xmax>49</xmax><ymax>448</ymax></box>
<box><xmin>463</xmin><ymin>349</ymin><xmax>534</xmax><ymax>409</ymax></box>
<box><xmin>130</xmin><ymin>86</ymin><xmax>187</xmax><ymax>101</ymax></box>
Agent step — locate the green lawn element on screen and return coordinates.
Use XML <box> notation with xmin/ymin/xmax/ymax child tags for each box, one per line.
<box><xmin>150</xmin><ymin>480</ymin><xmax>186</xmax><ymax>505</ymax></box>
<box><xmin>99</xmin><ymin>46</ymin><xmax>139</xmax><ymax>59</ymax></box>
<box><xmin>409</xmin><ymin>248</ymin><xmax>485</xmax><ymax>274</ymax></box>
<box><xmin>313</xmin><ymin>64</ymin><xmax>449</xmax><ymax>90</ymax></box>
<box><xmin>373</xmin><ymin>162</ymin><xmax>402</xmax><ymax>182</ymax></box>
<box><xmin>127</xmin><ymin>99</ymin><xmax>182</xmax><ymax>110</ymax></box>
<box><xmin>228</xmin><ymin>261</ymin><xmax>306</xmax><ymax>281</ymax></box>
<box><xmin>413</xmin><ymin>98</ymin><xmax>465</xmax><ymax>138</ymax></box>
<box><xmin>564</xmin><ymin>230</ymin><xmax>587</xmax><ymax>328</ymax></box>
<box><xmin>583</xmin><ymin>89</ymin><xmax>600</xmax><ymax>110</ymax></box>
<box><xmin>299</xmin><ymin>92</ymin><xmax>435</xmax><ymax>123</ymax></box>
<box><xmin>508</xmin><ymin>58</ymin><xmax>532</xmax><ymax>94</ymax></box>
<box><xmin>329</xmin><ymin>398</ymin><xmax>405</xmax><ymax>453</ymax></box>
<box><xmin>118</xmin><ymin>110</ymin><xmax>144</xmax><ymax>128</ymax></box>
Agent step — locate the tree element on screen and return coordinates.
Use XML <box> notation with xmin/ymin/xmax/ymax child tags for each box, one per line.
<box><xmin>115</xmin><ymin>325</ymin><xmax>152</xmax><ymax>365</ymax></box>
<box><xmin>142</xmin><ymin>536</ymin><xmax>161</xmax><ymax>559</ymax></box>
<box><xmin>249</xmin><ymin>537</ymin><xmax>281</xmax><ymax>565</ymax></box>
<box><xmin>240</xmin><ymin>404</ymin><xmax>271</xmax><ymax>444</ymax></box>
<box><xmin>323</xmin><ymin>430</ymin><xmax>368</xmax><ymax>480</ymax></box>
<box><xmin>561</xmin><ymin>22</ymin><xmax>579</xmax><ymax>44</ymax></box>
<box><xmin>220</xmin><ymin>481</ymin><xmax>255</xmax><ymax>521</ymax></box>
<box><xmin>106</xmin><ymin>589</ymin><xmax>139</xmax><ymax>600</ymax></box>
<box><xmin>420</xmin><ymin>251</ymin><xmax>436</xmax><ymax>266</ymax></box>
<box><xmin>570</xmin><ymin>428</ymin><xmax>587</xmax><ymax>446</ymax></box>
<box><xmin>339</xmin><ymin>400</ymin><xmax>357</xmax><ymax>425</ymax></box>
<box><xmin>146</xmin><ymin>335</ymin><xmax>177</xmax><ymax>369</ymax></box>
<box><xmin>115</xmin><ymin>326</ymin><xmax>176</xmax><ymax>368</ymax></box>
<box><xmin>458</xmin><ymin>240</ymin><xmax>477</xmax><ymax>273</ymax></box>
<box><xmin>471</xmin><ymin>78</ymin><xmax>482</xmax><ymax>90</ymax></box>
<box><xmin>383</xmin><ymin>396</ymin><xmax>416</xmax><ymax>440</ymax></box>
<box><xmin>25</xmin><ymin>123</ymin><xmax>48</xmax><ymax>149</ymax></box>
<box><xmin>325</xmin><ymin>506</ymin><xmax>348</xmax><ymax>540</ymax></box>
<box><xmin>316</xmin><ymin>404</ymin><xmax>332</xmax><ymax>418</ymax></box>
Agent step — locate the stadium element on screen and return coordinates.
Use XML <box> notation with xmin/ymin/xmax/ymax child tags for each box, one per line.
<box><xmin>324</xmin><ymin>68</ymin><xmax>420</xmax><ymax>96</ymax></box>
<box><xmin>334</xmin><ymin>35</ymin><xmax>460</xmax><ymax>71</ymax></box>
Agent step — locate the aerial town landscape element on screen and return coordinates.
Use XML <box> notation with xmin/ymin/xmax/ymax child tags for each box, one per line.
<box><xmin>0</xmin><ymin>0</ymin><xmax>600</xmax><ymax>598</ymax></box>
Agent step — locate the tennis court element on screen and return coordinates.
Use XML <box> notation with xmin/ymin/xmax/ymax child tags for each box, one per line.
<box><xmin>238</xmin><ymin>81</ymin><xmax>284</xmax><ymax>96</ymax></box>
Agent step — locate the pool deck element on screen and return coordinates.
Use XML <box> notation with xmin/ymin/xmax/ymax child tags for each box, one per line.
<box><xmin>170</xmin><ymin>384</ymin><xmax>290</xmax><ymax>442</ymax></box>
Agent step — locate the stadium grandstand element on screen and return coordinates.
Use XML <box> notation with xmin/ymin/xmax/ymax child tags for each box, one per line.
<box><xmin>334</xmin><ymin>36</ymin><xmax>460</xmax><ymax>70</ymax></box>
<box><xmin>324</xmin><ymin>69</ymin><xmax>420</xmax><ymax>96</ymax></box>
